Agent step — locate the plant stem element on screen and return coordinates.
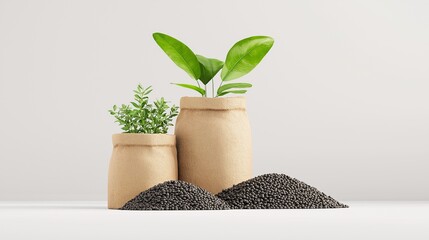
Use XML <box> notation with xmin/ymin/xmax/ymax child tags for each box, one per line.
<box><xmin>216</xmin><ymin>80</ymin><xmax>224</xmax><ymax>97</ymax></box>
<box><xmin>204</xmin><ymin>85</ymin><xmax>207</xmax><ymax>97</ymax></box>
<box><xmin>212</xmin><ymin>79</ymin><xmax>215</xmax><ymax>98</ymax></box>
<box><xmin>196</xmin><ymin>80</ymin><xmax>203</xmax><ymax>97</ymax></box>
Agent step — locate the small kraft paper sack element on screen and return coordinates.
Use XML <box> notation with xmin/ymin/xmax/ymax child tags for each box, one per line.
<box><xmin>108</xmin><ymin>134</ymin><xmax>178</xmax><ymax>209</ymax></box>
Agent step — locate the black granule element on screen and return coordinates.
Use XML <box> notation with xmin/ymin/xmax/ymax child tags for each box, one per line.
<box><xmin>216</xmin><ymin>173</ymin><xmax>348</xmax><ymax>209</ymax></box>
<box><xmin>121</xmin><ymin>180</ymin><xmax>230</xmax><ymax>210</ymax></box>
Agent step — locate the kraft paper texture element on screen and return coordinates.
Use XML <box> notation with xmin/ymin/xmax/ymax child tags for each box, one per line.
<box><xmin>175</xmin><ymin>97</ymin><xmax>253</xmax><ymax>194</ymax></box>
<box><xmin>108</xmin><ymin>134</ymin><xmax>178</xmax><ymax>209</ymax></box>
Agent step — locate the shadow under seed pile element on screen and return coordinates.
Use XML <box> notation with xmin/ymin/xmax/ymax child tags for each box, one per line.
<box><xmin>121</xmin><ymin>180</ymin><xmax>230</xmax><ymax>210</ymax></box>
<box><xmin>216</xmin><ymin>173</ymin><xmax>348</xmax><ymax>209</ymax></box>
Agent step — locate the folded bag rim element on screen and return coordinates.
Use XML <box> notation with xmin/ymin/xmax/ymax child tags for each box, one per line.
<box><xmin>180</xmin><ymin>96</ymin><xmax>246</xmax><ymax>111</ymax></box>
<box><xmin>112</xmin><ymin>133</ymin><xmax>176</xmax><ymax>146</ymax></box>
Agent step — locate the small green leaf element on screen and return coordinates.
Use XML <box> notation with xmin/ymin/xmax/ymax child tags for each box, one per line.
<box><xmin>131</xmin><ymin>102</ymin><xmax>140</xmax><ymax>108</ymax></box>
<box><xmin>218</xmin><ymin>90</ymin><xmax>248</xmax><ymax>96</ymax></box>
<box><xmin>143</xmin><ymin>86</ymin><xmax>153</xmax><ymax>95</ymax></box>
<box><xmin>221</xmin><ymin>36</ymin><xmax>274</xmax><ymax>81</ymax></box>
<box><xmin>196</xmin><ymin>55</ymin><xmax>224</xmax><ymax>85</ymax></box>
<box><xmin>153</xmin><ymin>32</ymin><xmax>201</xmax><ymax>80</ymax></box>
<box><xmin>217</xmin><ymin>83</ymin><xmax>252</xmax><ymax>95</ymax></box>
<box><xmin>171</xmin><ymin>83</ymin><xmax>206</xmax><ymax>96</ymax></box>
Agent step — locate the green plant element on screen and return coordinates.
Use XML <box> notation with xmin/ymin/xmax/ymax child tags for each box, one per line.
<box><xmin>153</xmin><ymin>32</ymin><xmax>274</xmax><ymax>97</ymax></box>
<box><xmin>109</xmin><ymin>84</ymin><xmax>179</xmax><ymax>133</ymax></box>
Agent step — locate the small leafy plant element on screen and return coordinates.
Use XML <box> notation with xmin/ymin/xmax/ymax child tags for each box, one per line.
<box><xmin>153</xmin><ymin>32</ymin><xmax>274</xmax><ymax>97</ymax></box>
<box><xmin>109</xmin><ymin>84</ymin><xmax>179</xmax><ymax>134</ymax></box>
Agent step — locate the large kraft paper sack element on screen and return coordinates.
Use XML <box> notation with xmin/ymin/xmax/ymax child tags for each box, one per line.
<box><xmin>108</xmin><ymin>133</ymin><xmax>178</xmax><ymax>209</ymax></box>
<box><xmin>175</xmin><ymin>97</ymin><xmax>253</xmax><ymax>194</ymax></box>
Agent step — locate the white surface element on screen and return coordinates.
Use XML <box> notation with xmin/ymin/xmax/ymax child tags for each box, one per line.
<box><xmin>1</xmin><ymin>0</ymin><xmax>429</xmax><ymax>201</ymax></box>
<box><xmin>0</xmin><ymin>201</ymin><xmax>428</xmax><ymax>240</ymax></box>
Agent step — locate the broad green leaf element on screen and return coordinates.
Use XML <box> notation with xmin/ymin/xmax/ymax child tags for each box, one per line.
<box><xmin>171</xmin><ymin>83</ymin><xmax>206</xmax><ymax>96</ymax></box>
<box><xmin>218</xmin><ymin>90</ymin><xmax>248</xmax><ymax>96</ymax></box>
<box><xmin>153</xmin><ymin>33</ymin><xmax>201</xmax><ymax>80</ymax></box>
<box><xmin>217</xmin><ymin>83</ymin><xmax>252</xmax><ymax>95</ymax></box>
<box><xmin>196</xmin><ymin>55</ymin><xmax>224</xmax><ymax>85</ymax></box>
<box><xmin>221</xmin><ymin>36</ymin><xmax>274</xmax><ymax>81</ymax></box>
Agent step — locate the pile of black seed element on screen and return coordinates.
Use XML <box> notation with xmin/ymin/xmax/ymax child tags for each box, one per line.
<box><xmin>216</xmin><ymin>173</ymin><xmax>348</xmax><ymax>209</ymax></box>
<box><xmin>121</xmin><ymin>180</ymin><xmax>230</xmax><ymax>210</ymax></box>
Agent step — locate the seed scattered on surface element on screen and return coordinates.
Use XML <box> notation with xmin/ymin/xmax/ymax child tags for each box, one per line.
<box><xmin>121</xmin><ymin>180</ymin><xmax>230</xmax><ymax>210</ymax></box>
<box><xmin>216</xmin><ymin>173</ymin><xmax>348</xmax><ymax>209</ymax></box>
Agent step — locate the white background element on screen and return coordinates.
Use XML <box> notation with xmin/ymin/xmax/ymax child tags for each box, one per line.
<box><xmin>0</xmin><ymin>0</ymin><xmax>428</xmax><ymax>201</ymax></box>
